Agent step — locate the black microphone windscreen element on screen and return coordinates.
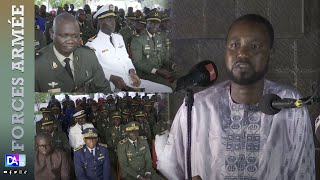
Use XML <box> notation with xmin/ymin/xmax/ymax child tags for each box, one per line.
<box><xmin>258</xmin><ymin>94</ymin><xmax>281</xmax><ymax>115</ymax></box>
<box><xmin>175</xmin><ymin>60</ymin><xmax>218</xmax><ymax>92</ymax></box>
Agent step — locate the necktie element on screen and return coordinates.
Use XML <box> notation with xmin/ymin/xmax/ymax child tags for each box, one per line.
<box><xmin>110</xmin><ymin>35</ymin><xmax>114</xmax><ymax>46</ymax></box>
<box><xmin>81</xmin><ymin>125</ymin><xmax>83</xmax><ymax>131</ymax></box>
<box><xmin>133</xmin><ymin>141</ymin><xmax>137</xmax><ymax>149</ymax></box>
<box><xmin>152</xmin><ymin>36</ymin><xmax>156</xmax><ymax>48</ymax></box>
<box><xmin>90</xmin><ymin>149</ymin><xmax>94</xmax><ymax>157</ymax></box>
<box><xmin>64</xmin><ymin>58</ymin><xmax>73</xmax><ymax>80</ymax></box>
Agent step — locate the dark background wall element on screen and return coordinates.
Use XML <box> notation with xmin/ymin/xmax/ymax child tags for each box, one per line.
<box><xmin>168</xmin><ymin>0</ymin><xmax>320</xmax><ymax>178</ymax></box>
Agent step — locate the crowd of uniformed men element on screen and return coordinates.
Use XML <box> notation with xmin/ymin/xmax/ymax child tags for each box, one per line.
<box><xmin>35</xmin><ymin>93</ymin><xmax>169</xmax><ymax>180</ymax></box>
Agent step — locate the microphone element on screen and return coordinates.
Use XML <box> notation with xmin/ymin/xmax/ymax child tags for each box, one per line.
<box><xmin>175</xmin><ymin>60</ymin><xmax>218</xmax><ymax>92</ymax></box>
<box><xmin>258</xmin><ymin>94</ymin><xmax>304</xmax><ymax>115</ymax></box>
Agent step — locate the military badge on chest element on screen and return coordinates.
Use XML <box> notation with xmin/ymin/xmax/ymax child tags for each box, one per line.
<box><xmin>127</xmin><ymin>151</ymin><xmax>133</xmax><ymax>161</ymax></box>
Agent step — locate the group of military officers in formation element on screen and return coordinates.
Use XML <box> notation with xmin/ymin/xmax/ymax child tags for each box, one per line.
<box><xmin>35</xmin><ymin>93</ymin><xmax>168</xmax><ymax>180</ymax></box>
<box><xmin>35</xmin><ymin>3</ymin><xmax>176</xmax><ymax>93</ymax></box>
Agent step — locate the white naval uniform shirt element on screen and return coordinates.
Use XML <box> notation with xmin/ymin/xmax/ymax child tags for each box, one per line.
<box><xmin>86</xmin><ymin>31</ymin><xmax>135</xmax><ymax>91</ymax></box>
<box><xmin>69</xmin><ymin>123</ymin><xmax>94</xmax><ymax>149</ymax></box>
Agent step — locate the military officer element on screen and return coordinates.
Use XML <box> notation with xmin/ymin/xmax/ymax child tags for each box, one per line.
<box><xmin>35</xmin><ymin>132</ymin><xmax>71</xmax><ymax>180</ymax></box>
<box><xmin>131</xmin><ymin>11</ymin><xmax>175</xmax><ymax>86</ymax></box>
<box><xmin>117</xmin><ymin>122</ymin><xmax>155</xmax><ymax>180</ymax></box>
<box><xmin>115</xmin><ymin>8</ymin><xmax>126</xmax><ymax>32</ymax></box>
<box><xmin>69</xmin><ymin>110</ymin><xmax>94</xmax><ymax>149</ymax></box>
<box><xmin>86</xmin><ymin>4</ymin><xmax>172</xmax><ymax>93</ymax></box>
<box><xmin>37</xmin><ymin>108</ymin><xmax>63</xmax><ymax>134</ymax></box>
<box><xmin>96</xmin><ymin>106</ymin><xmax>111</xmax><ymax>143</ymax></box>
<box><xmin>119</xmin><ymin>12</ymin><xmax>138</xmax><ymax>52</ymax></box>
<box><xmin>106</xmin><ymin>111</ymin><xmax>126</xmax><ymax>178</ymax></box>
<box><xmin>122</xmin><ymin>108</ymin><xmax>133</xmax><ymax>125</ymax></box>
<box><xmin>135</xmin><ymin>111</ymin><xmax>152</xmax><ymax>142</ymax></box>
<box><xmin>35</xmin><ymin>25</ymin><xmax>46</xmax><ymax>51</ymax></box>
<box><xmin>152</xmin><ymin>114</ymin><xmax>168</xmax><ymax>138</ymax></box>
<box><xmin>106</xmin><ymin>111</ymin><xmax>126</xmax><ymax>148</ymax></box>
<box><xmin>159</xmin><ymin>12</ymin><xmax>174</xmax><ymax>69</ymax></box>
<box><xmin>76</xmin><ymin>9</ymin><xmax>97</xmax><ymax>44</ymax></box>
<box><xmin>35</xmin><ymin>12</ymin><xmax>111</xmax><ymax>93</ymax></box>
<box><xmin>41</xmin><ymin>117</ymin><xmax>71</xmax><ymax>155</ymax></box>
<box><xmin>74</xmin><ymin>128</ymin><xmax>112</xmax><ymax>180</ymax></box>
<box><xmin>51</xmin><ymin>105</ymin><xmax>65</xmax><ymax>132</ymax></box>
<box><xmin>144</xmin><ymin>101</ymin><xmax>157</xmax><ymax>129</ymax></box>
<box><xmin>87</xmin><ymin>104</ymin><xmax>99</xmax><ymax>127</ymax></box>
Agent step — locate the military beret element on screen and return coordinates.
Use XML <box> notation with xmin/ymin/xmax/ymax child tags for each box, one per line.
<box><xmin>82</xmin><ymin>128</ymin><xmax>98</xmax><ymax>138</ymax></box>
<box><xmin>73</xmin><ymin>110</ymin><xmax>86</xmax><ymax>119</ymax></box>
<box><xmin>146</xmin><ymin>11</ymin><xmax>161</xmax><ymax>22</ymax></box>
<box><xmin>125</xmin><ymin>121</ymin><xmax>140</xmax><ymax>131</ymax></box>
<box><xmin>93</xmin><ymin>4</ymin><xmax>116</xmax><ymax>19</ymax></box>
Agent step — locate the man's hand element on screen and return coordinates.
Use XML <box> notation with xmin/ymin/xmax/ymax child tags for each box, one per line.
<box><xmin>156</xmin><ymin>69</ymin><xmax>172</xmax><ymax>79</ymax></box>
<box><xmin>109</xmin><ymin>75</ymin><xmax>127</xmax><ymax>90</ymax></box>
<box><xmin>129</xmin><ymin>70</ymin><xmax>141</xmax><ymax>87</ymax></box>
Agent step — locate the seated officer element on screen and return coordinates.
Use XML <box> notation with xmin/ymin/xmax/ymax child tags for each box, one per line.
<box><xmin>41</xmin><ymin>117</ymin><xmax>71</xmax><ymax>155</ymax></box>
<box><xmin>69</xmin><ymin>110</ymin><xmax>94</xmax><ymax>149</ymax></box>
<box><xmin>74</xmin><ymin>128</ymin><xmax>112</xmax><ymax>180</ymax></box>
<box><xmin>135</xmin><ymin>111</ymin><xmax>152</xmax><ymax>142</ymax></box>
<box><xmin>117</xmin><ymin>121</ymin><xmax>155</xmax><ymax>180</ymax></box>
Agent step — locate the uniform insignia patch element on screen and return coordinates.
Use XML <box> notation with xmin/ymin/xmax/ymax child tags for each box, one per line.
<box><xmin>52</xmin><ymin>62</ymin><xmax>58</xmax><ymax>69</ymax></box>
<box><xmin>48</xmin><ymin>82</ymin><xmax>58</xmax><ymax>88</ymax></box>
<box><xmin>74</xmin><ymin>145</ymin><xmax>83</xmax><ymax>152</ymax></box>
<box><xmin>99</xmin><ymin>143</ymin><xmax>108</xmax><ymax>148</ymax></box>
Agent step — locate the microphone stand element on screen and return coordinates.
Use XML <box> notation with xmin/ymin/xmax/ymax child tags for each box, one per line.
<box><xmin>185</xmin><ymin>88</ymin><xmax>194</xmax><ymax>180</ymax></box>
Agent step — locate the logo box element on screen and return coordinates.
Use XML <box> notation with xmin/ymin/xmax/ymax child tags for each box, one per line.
<box><xmin>5</xmin><ymin>154</ymin><xmax>26</xmax><ymax>167</ymax></box>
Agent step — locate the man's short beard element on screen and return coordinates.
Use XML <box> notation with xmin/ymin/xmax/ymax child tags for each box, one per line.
<box><xmin>226</xmin><ymin>65</ymin><xmax>268</xmax><ymax>85</ymax></box>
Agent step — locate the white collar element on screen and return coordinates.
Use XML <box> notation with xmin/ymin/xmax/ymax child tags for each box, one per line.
<box><xmin>146</xmin><ymin>29</ymin><xmax>154</xmax><ymax>38</ymax></box>
<box><xmin>53</xmin><ymin>45</ymin><xmax>74</xmax><ymax>64</ymax></box>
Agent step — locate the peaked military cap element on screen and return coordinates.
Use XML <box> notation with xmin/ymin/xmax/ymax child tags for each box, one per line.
<box><xmin>111</xmin><ymin>111</ymin><xmax>121</xmax><ymax>118</ymax></box>
<box><xmin>122</xmin><ymin>109</ymin><xmax>131</xmax><ymax>115</ymax></box>
<box><xmin>125</xmin><ymin>12</ymin><xmax>136</xmax><ymax>20</ymax></box>
<box><xmin>40</xmin><ymin>107</ymin><xmax>51</xmax><ymax>113</ymax></box>
<box><xmin>161</xmin><ymin>12</ymin><xmax>170</xmax><ymax>21</ymax></box>
<box><xmin>73</xmin><ymin>110</ymin><xmax>86</xmax><ymax>119</ymax></box>
<box><xmin>125</xmin><ymin>121</ymin><xmax>140</xmax><ymax>131</ymax></box>
<box><xmin>135</xmin><ymin>111</ymin><xmax>146</xmax><ymax>117</ymax></box>
<box><xmin>93</xmin><ymin>4</ymin><xmax>116</xmax><ymax>19</ymax></box>
<box><xmin>146</xmin><ymin>11</ymin><xmax>161</xmax><ymax>22</ymax></box>
<box><xmin>41</xmin><ymin>117</ymin><xmax>53</xmax><ymax>126</ymax></box>
<box><xmin>82</xmin><ymin>128</ymin><xmax>98</xmax><ymax>138</ymax></box>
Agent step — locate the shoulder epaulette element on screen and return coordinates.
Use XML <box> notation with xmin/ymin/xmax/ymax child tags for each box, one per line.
<box><xmin>98</xmin><ymin>143</ymin><xmax>108</xmax><ymax>148</ymax></box>
<box><xmin>119</xmin><ymin>138</ymin><xmax>128</xmax><ymax>145</ymax></box>
<box><xmin>135</xmin><ymin>34</ymin><xmax>140</xmax><ymax>37</ymax></box>
<box><xmin>139</xmin><ymin>136</ymin><xmax>147</xmax><ymax>140</ymax></box>
<box><xmin>81</xmin><ymin>45</ymin><xmax>96</xmax><ymax>51</ymax></box>
<box><xmin>74</xmin><ymin>145</ymin><xmax>83</xmax><ymax>152</ymax></box>
<box><xmin>88</xmin><ymin>35</ymin><xmax>97</xmax><ymax>42</ymax></box>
